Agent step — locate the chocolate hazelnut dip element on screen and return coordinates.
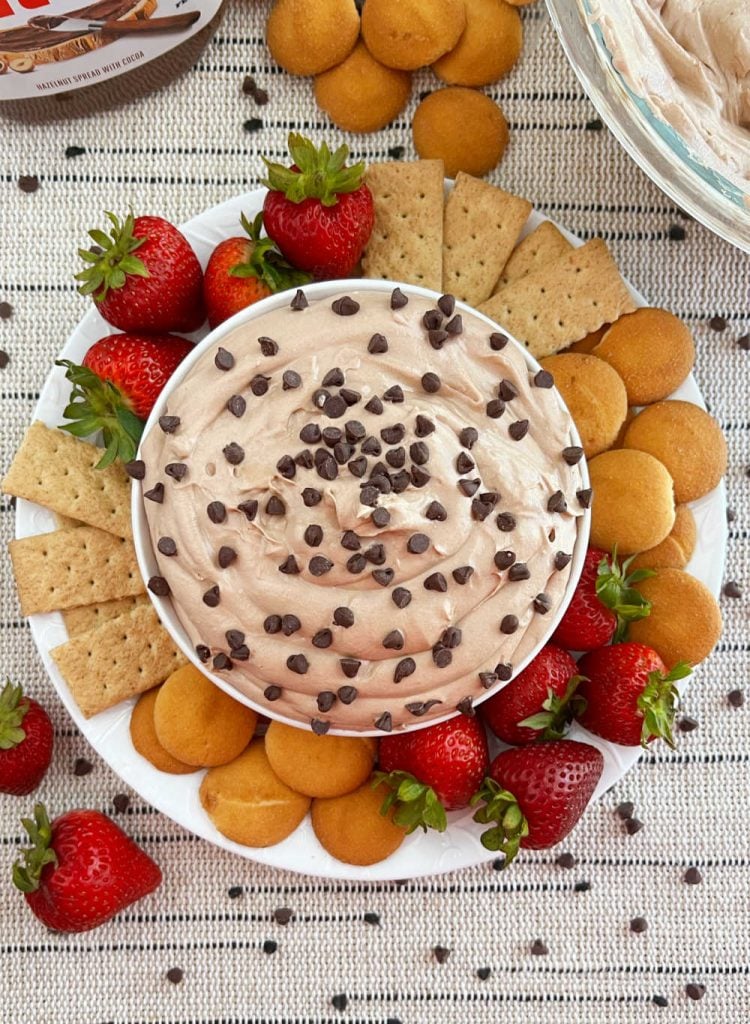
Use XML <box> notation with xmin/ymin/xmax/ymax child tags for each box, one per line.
<box><xmin>591</xmin><ymin>0</ymin><xmax>750</xmax><ymax>192</ymax></box>
<box><xmin>140</xmin><ymin>287</ymin><xmax>585</xmax><ymax>734</ymax></box>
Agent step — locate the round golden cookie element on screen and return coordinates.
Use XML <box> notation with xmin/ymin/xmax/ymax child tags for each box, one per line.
<box><xmin>200</xmin><ymin>741</ymin><xmax>310</xmax><ymax>847</ymax></box>
<box><xmin>629</xmin><ymin>505</ymin><xmax>697</xmax><ymax>572</ymax></box>
<box><xmin>623</xmin><ymin>400</ymin><xmax>727</xmax><ymax>503</ymax></box>
<box><xmin>567</xmin><ymin>324</ymin><xmax>609</xmax><ymax>355</ymax></box>
<box><xmin>311</xmin><ymin>780</ymin><xmax>406</xmax><ymax>865</ymax></box>
<box><xmin>432</xmin><ymin>0</ymin><xmax>522</xmax><ymax>87</ymax></box>
<box><xmin>413</xmin><ymin>88</ymin><xmax>509</xmax><ymax>178</ymax></box>
<box><xmin>265</xmin><ymin>721</ymin><xmax>378</xmax><ymax>798</ymax></box>
<box><xmin>593</xmin><ymin>308</ymin><xmax>695</xmax><ymax>406</ymax></box>
<box><xmin>587</xmin><ymin>448</ymin><xmax>675</xmax><ymax>555</ymax></box>
<box><xmin>266</xmin><ymin>0</ymin><xmax>360</xmax><ymax>76</ymax></box>
<box><xmin>314</xmin><ymin>42</ymin><xmax>411</xmax><ymax>133</ymax></box>
<box><xmin>129</xmin><ymin>688</ymin><xmax>197</xmax><ymax>776</ymax></box>
<box><xmin>361</xmin><ymin>0</ymin><xmax>466</xmax><ymax>70</ymax></box>
<box><xmin>154</xmin><ymin>664</ymin><xmax>256</xmax><ymax>767</ymax></box>
<box><xmin>628</xmin><ymin>569</ymin><xmax>722</xmax><ymax>667</ymax></box>
<box><xmin>539</xmin><ymin>353</ymin><xmax>628</xmax><ymax>458</ymax></box>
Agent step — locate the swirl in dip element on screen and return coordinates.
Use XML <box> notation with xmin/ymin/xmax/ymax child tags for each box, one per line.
<box><xmin>140</xmin><ymin>287</ymin><xmax>586</xmax><ymax>734</ymax></box>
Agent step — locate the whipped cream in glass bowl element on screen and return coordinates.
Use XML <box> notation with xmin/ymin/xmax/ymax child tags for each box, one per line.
<box><xmin>133</xmin><ymin>280</ymin><xmax>589</xmax><ymax>736</ymax></box>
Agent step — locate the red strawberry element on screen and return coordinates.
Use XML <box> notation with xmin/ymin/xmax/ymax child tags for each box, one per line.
<box><xmin>472</xmin><ymin>740</ymin><xmax>604</xmax><ymax>865</ymax></box>
<box><xmin>481</xmin><ymin>644</ymin><xmax>584</xmax><ymax>746</ymax></box>
<box><xmin>0</xmin><ymin>681</ymin><xmax>53</xmax><ymax>796</ymax></box>
<box><xmin>57</xmin><ymin>332</ymin><xmax>193</xmax><ymax>467</ymax></box>
<box><xmin>552</xmin><ymin>547</ymin><xmax>654</xmax><ymax>652</ymax></box>
<box><xmin>376</xmin><ymin>715</ymin><xmax>489</xmax><ymax>832</ymax></box>
<box><xmin>261</xmin><ymin>134</ymin><xmax>375</xmax><ymax>280</ymax></box>
<box><xmin>203</xmin><ymin>212</ymin><xmax>311</xmax><ymax>329</ymax></box>
<box><xmin>75</xmin><ymin>212</ymin><xmax>205</xmax><ymax>334</ymax></box>
<box><xmin>13</xmin><ymin>803</ymin><xmax>162</xmax><ymax>933</ymax></box>
<box><xmin>576</xmin><ymin>642</ymin><xmax>691</xmax><ymax>748</ymax></box>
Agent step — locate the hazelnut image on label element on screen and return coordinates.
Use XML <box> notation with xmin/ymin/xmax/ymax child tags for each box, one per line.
<box><xmin>362</xmin><ymin>0</ymin><xmax>466</xmax><ymax>70</ymax></box>
<box><xmin>267</xmin><ymin>0</ymin><xmax>360</xmax><ymax>76</ymax></box>
<box><xmin>433</xmin><ymin>0</ymin><xmax>523</xmax><ymax>87</ymax></box>
<box><xmin>413</xmin><ymin>88</ymin><xmax>509</xmax><ymax>178</ymax></box>
<box><xmin>314</xmin><ymin>42</ymin><xmax>412</xmax><ymax>133</ymax></box>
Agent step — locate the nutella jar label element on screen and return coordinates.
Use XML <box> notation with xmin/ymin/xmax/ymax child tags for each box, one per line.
<box><xmin>0</xmin><ymin>0</ymin><xmax>223</xmax><ymax>99</ymax></box>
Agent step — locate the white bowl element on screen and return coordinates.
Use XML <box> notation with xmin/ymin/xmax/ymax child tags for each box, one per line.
<box><xmin>132</xmin><ymin>278</ymin><xmax>591</xmax><ymax>736</ymax></box>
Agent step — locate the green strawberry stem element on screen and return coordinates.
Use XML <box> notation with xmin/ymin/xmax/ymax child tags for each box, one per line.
<box><xmin>596</xmin><ymin>546</ymin><xmax>655</xmax><ymax>643</ymax></box>
<box><xmin>230</xmin><ymin>212</ymin><xmax>312</xmax><ymax>291</ymax></box>
<box><xmin>470</xmin><ymin>779</ymin><xmax>529</xmax><ymax>866</ymax></box>
<box><xmin>56</xmin><ymin>359</ymin><xmax>144</xmax><ymax>469</ymax></box>
<box><xmin>0</xmin><ymin>680</ymin><xmax>29</xmax><ymax>750</ymax></box>
<box><xmin>261</xmin><ymin>133</ymin><xmax>366</xmax><ymax>207</ymax></box>
<box><xmin>637</xmin><ymin>662</ymin><xmax>692</xmax><ymax>748</ymax></box>
<box><xmin>518</xmin><ymin>675</ymin><xmax>588</xmax><ymax>741</ymax></box>
<box><xmin>12</xmin><ymin>804</ymin><xmax>58</xmax><ymax>894</ymax></box>
<box><xmin>74</xmin><ymin>211</ymin><xmax>149</xmax><ymax>303</ymax></box>
<box><xmin>372</xmin><ymin>770</ymin><xmax>448</xmax><ymax>834</ymax></box>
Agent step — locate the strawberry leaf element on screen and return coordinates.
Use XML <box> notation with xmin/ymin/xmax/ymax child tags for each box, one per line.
<box><xmin>75</xmin><ymin>210</ymin><xmax>149</xmax><ymax>303</ymax></box>
<box><xmin>0</xmin><ymin>680</ymin><xmax>29</xmax><ymax>750</ymax></box>
<box><xmin>228</xmin><ymin>211</ymin><xmax>312</xmax><ymax>292</ymax></box>
<box><xmin>517</xmin><ymin>676</ymin><xmax>588</xmax><ymax>741</ymax></box>
<box><xmin>596</xmin><ymin>546</ymin><xmax>655</xmax><ymax>642</ymax></box>
<box><xmin>637</xmin><ymin>662</ymin><xmax>692</xmax><ymax>748</ymax></box>
<box><xmin>261</xmin><ymin>133</ymin><xmax>366</xmax><ymax>207</ymax></box>
<box><xmin>470</xmin><ymin>778</ymin><xmax>529</xmax><ymax>866</ymax></box>
<box><xmin>12</xmin><ymin>804</ymin><xmax>58</xmax><ymax>894</ymax></box>
<box><xmin>373</xmin><ymin>770</ymin><xmax>448</xmax><ymax>834</ymax></box>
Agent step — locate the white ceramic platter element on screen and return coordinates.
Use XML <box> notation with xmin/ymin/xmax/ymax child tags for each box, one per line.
<box><xmin>16</xmin><ymin>188</ymin><xmax>727</xmax><ymax>880</ymax></box>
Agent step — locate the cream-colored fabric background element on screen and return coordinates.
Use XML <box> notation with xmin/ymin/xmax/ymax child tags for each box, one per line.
<box><xmin>1</xmin><ymin>3</ymin><xmax>749</xmax><ymax>1022</ymax></box>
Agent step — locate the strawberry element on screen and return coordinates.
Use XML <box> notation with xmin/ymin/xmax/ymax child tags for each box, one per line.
<box><xmin>576</xmin><ymin>642</ymin><xmax>691</xmax><ymax>748</ymax></box>
<box><xmin>481</xmin><ymin>644</ymin><xmax>585</xmax><ymax>746</ymax></box>
<box><xmin>552</xmin><ymin>547</ymin><xmax>654</xmax><ymax>651</ymax></box>
<box><xmin>57</xmin><ymin>332</ymin><xmax>193</xmax><ymax>467</ymax></box>
<box><xmin>203</xmin><ymin>212</ymin><xmax>311</xmax><ymax>329</ymax></box>
<box><xmin>471</xmin><ymin>740</ymin><xmax>604</xmax><ymax>865</ymax></box>
<box><xmin>13</xmin><ymin>804</ymin><xmax>161</xmax><ymax>933</ymax></box>
<box><xmin>261</xmin><ymin>134</ymin><xmax>375</xmax><ymax>280</ymax></box>
<box><xmin>375</xmin><ymin>715</ymin><xmax>489</xmax><ymax>832</ymax></box>
<box><xmin>75</xmin><ymin>211</ymin><xmax>205</xmax><ymax>334</ymax></box>
<box><xmin>0</xmin><ymin>681</ymin><xmax>53</xmax><ymax>796</ymax></box>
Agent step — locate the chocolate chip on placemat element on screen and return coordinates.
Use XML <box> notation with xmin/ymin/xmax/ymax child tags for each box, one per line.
<box><xmin>0</xmin><ymin>350</ymin><xmax>8</xmax><ymax>369</ymax></box>
<box><xmin>166</xmin><ymin>968</ymin><xmax>184</xmax><ymax>984</ymax></box>
<box><xmin>652</xmin><ymin>995</ymin><xmax>668</xmax><ymax>1007</ymax></box>
<box><xmin>73</xmin><ymin>757</ymin><xmax>92</xmax><ymax>777</ymax></box>
<box><xmin>625</xmin><ymin>817</ymin><xmax>644</xmax><ymax>835</ymax></box>
<box><xmin>433</xmin><ymin>945</ymin><xmax>451</xmax><ymax>964</ymax></box>
<box><xmin>530</xmin><ymin>939</ymin><xmax>548</xmax><ymax>956</ymax></box>
<box><xmin>615</xmin><ymin>801</ymin><xmax>634</xmax><ymax>820</ymax></box>
<box><xmin>709</xmin><ymin>315</ymin><xmax>727</xmax><ymax>332</ymax></box>
<box><xmin>273</xmin><ymin>906</ymin><xmax>293</xmax><ymax>924</ymax></box>
<box><xmin>678</xmin><ymin>715</ymin><xmax>699</xmax><ymax>733</ymax></box>
<box><xmin>686</xmin><ymin>983</ymin><xmax>706</xmax><ymax>1001</ymax></box>
<box><xmin>18</xmin><ymin>175</ymin><xmax>39</xmax><ymax>193</ymax></box>
<box><xmin>228</xmin><ymin>885</ymin><xmax>243</xmax><ymax>898</ymax></box>
<box><xmin>113</xmin><ymin>793</ymin><xmax>130</xmax><ymax>814</ymax></box>
<box><xmin>723</xmin><ymin>580</ymin><xmax>743</xmax><ymax>599</ymax></box>
<box><xmin>727</xmin><ymin>689</ymin><xmax>744</xmax><ymax>707</ymax></box>
<box><xmin>476</xmin><ymin>967</ymin><xmax>491</xmax><ymax>981</ymax></box>
<box><xmin>555</xmin><ymin>852</ymin><xmax>577</xmax><ymax>869</ymax></box>
<box><xmin>0</xmin><ymin>302</ymin><xmax>12</xmax><ymax>319</ymax></box>
<box><xmin>331</xmin><ymin>994</ymin><xmax>348</xmax><ymax>1011</ymax></box>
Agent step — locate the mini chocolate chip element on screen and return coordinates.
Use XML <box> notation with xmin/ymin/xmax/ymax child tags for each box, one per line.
<box><xmin>360</xmin><ymin>484</ymin><xmax>380</xmax><ymax>507</ymax></box>
<box><xmin>497</xmin><ymin>379</ymin><xmax>518</xmax><ymax>402</ymax></box>
<box><xmin>317</xmin><ymin>690</ymin><xmax>336</xmax><ymax>712</ymax></box>
<box><xmin>300</xmin><ymin>423</ymin><xmax>322</xmax><ymax>445</ymax></box>
<box><xmin>317</xmin><ymin>453</ymin><xmax>338</xmax><ymax>480</ymax></box>
<box><xmin>411</xmin><ymin>441</ymin><xmax>430</xmax><ymax>465</ymax></box>
<box><xmin>489</xmin><ymin>332</ymin><xmax>508</xmax><ymax>350</ymax></box>
<box><xmin>425</xmin><ymin>501</ymin><xmax>447</xmax><ymax>522</ymax></box>
<box><xmin>202</xmin><ymin>585</ymin><xmax>220</xmax><ymax>607</ymax></box>
<box><xmin>196</xmin><ymin>644</ymin><xmax>211</xmax><ymax>662</ymax></box>
<box><xmin>406</xmin><ymin>699</ymin><xmax>442</xmax><ymax>716</ymax></box>
<box><xmin>392</xmin><ymin>587</ymin><xmax>412</xmax><ymax>609</ymax></box>
<box><xmin>375</xmin><ymin>712</ymin><xmax>393</xmax><ymax>732</ymax></box>
<box><xmin>407</xmin><ymin>533</ymin><xmax>430</xmax><ymax>554</ymax></box>
<box><xmin>368</xmin><ymin>332</ymin><xmax>388</xmax><ymax>354</ymax></box>
<box><xmin>166</xmin><ymin>967</ymin><xmax>183</xmax><ymax>984</ymax></box>
<box><xmin>217</xmin><ymin>544</ymin><xmax>237</xmax><ymax>569</ymax></box>
<box><xmin>304</xmin><ymin>524</ymin><xmax>324</xmax><ymax>547</ymax></box>
<box><xmin>157</xmin><ymin>537</ymin><xmax>177</xmax><ymax>557</ymax></box>
<box><xmin>495</xmin><ymin>663</ymin><xmax>513</xmax><ymax>681</ymax></box>
<box><xmin>332</xmin><ymin>296</ymin><xmax>359</xmax><ymax>316</ymax></box>
<box><xmin>391</xmin><ymin>287</ymin><xmax>408</xmax><ymax>309</ymax></box>
<box><xmin>423</xmin><ymin>309</ymin><xmax>443</xmax><ymax>331</ymax></box>
<box><xmin>227</xmin><ymin>394</ymin><xmax>247</xmax><ymax>418</ymax></box>
<box><xmin>391</xmin><ymin>470</ymin><xmax>410</xmax><ymax>492</ymax></box>
<box><xmin>238</xmin><ymin>499</ymin><xmax>259</xmax><ymax>521</ymax></box>
<box><xmin>555</xmin><ymin>852</ymin><xmax>577</xmax><ymax>869</ymax></box>
<box><xmin>686</xmin><ymin>983</ymin><xmax>706</xmax><ymax>1001</ymax></box>
<box><xmin>433</xmin><ymin>647</ymin><xmax>452</xmax><ymax>668</ymax></box>
<box><xmin>223</xmin><ymin>442</ymin><xmax>245</xmax><ymax>465</ymax></box>
<box><xmin>476</xmin><ymin>967</ymin><xmax>491</xmax><ymax>981</ymax></box>
<box><xmin>625</xmin><ymin>818</ymin><xmax>644</xmax><ymax>835</ymax></box>
<box><xmin>309</xmin><ymin>555</ymin><xmax>333</xmax><ymax>576</ymax></box>
<box><xmin>277</xmin><ymin>455</ymin><xmax>296</xmax><ymax>479</ymax></box>
<box><xmin>165</xmin><ymin>463</ymin><xmax>187</xmax><ymax>481</ymax></box>
<box><xmin>442</xmin><ymin>626</ymin><xmax>462</xmax><ymax>648</ymax></box>
<box><xmin>278</xmin><ymin>614</ymin><xmax>300</xmax><ymax>637</ymax></box>
<box><xmin>562</xmin><ymin>446</ymin><xmax>584</xmax><ymax>465</ymax></box>
<box><xmin>508</xmin><ymin>562</ymin><xmax>530</xmax><ymax>581</ymax></box>
<box><xmin>445</xmin><ymin>315</ymin><xmax>462</xmax><ymax>335</ymax></box>
<box><xmin>226</xmin><ymin>629</ymin><xmax>246</xmax><ymax>650</ymax></box>
<box><xmin>547</xmin><ymin>490</ymin><xmax>568</xmax><ymax>513</ymax></box>
<box><xmin>265</xmin><ymin>685</ymin><xmax>282</xmax><ymax>701</ymax></box>
<box><xmin>531</xmin><ymin>940</ymin><xmax>548</xmax><ymax>956</ymax></box>
<box><xmin>500</xmin><ymin>614</ymin><xmax>518</xmax><ymax>634</ymax></box>
<box><xmin>509</xmin><ymin>419</ymin><xmax>529</xmax><ymax>441</ymax></box>
<box><xmin>333</xmin><ymin>607</ymin><xmax>355</xmax><ymax>629</ymax></box>
<box><xmin>453</xmin><ymin>566</ymin><xmax>474</xmax><ymax>584</ymax></box>
<box><xmin>630</xmin><ymin>916</ymin><xmax>648</xmax><ymax>933</ymax></box>
<box><xmin>534</xmin><ymin>593</ymin><xmax>552</xmax><ymax>614</ymax></box>
<box><xmin>709</xmin><ymin>315</ymin><xmax>727</xmax><ymax>332</ymax></box>
<box><xmin>373</xmin><ymin>568</ymin><xmax>395</xmax><ymax>586</ymax></box>
<box><xmin>290</xmin><ymin>289</ymin><xmax>308</xmax><ymax>310</ymax></box>
<box><xmin>347</xmin><ymin>553</ymin><xmax>367</xmax><ymax>574</ymax></box>
<box><xmin>264</xmin><ymin>615</ymin><xmax>282</xmax><ymax>634</ymax></box>
<box><xmin>534</xmin><ymin>369</ymin><xmax>554</xmax><ymax>388</ymax></box>
<box><xmin>486</xmin><ymin>399</ymin><xmax>506</xmax><ymax>419</ymax></box>
<box><xmin>554</xmin><ymin>551</ymin><xmax>572</xmax><ymax>570</ymax></box>
<box><xmin>433</xmin><ymin>945</ymin><xmax>451</xmax><ymax>963</ymax></box>
<box><xmin>678</xmin><ymin>715</ymin><xmax>699</xmax><ymax>733</ymax></box>
<box><xmin>383</xmin><ymin>385</ymin><xmax>404</xmax><ymax>403</ymax></box>
<box><xmin>459</xmin><ymin>427</ymin><xmax>478</xmax><ymax>449</ymax></box>
<box><xmin>279</xmin><ymin>555</ymin><xmax>301</xmax><ymax>575</ymax></box>
<box><xmin>494</xmin><ymin>550</ymin><xmax>515</xmax><ymax>570</ymax></box>
<box><xmin>381</xmin><ymin>424</ymin><xmax>405</xmax><ymax>444</ymax></box>
<box><xmin>383</xmin><ymin>629</ymin><xmax>404</xmax><ymax>650</ymax></box>
<box><xmin>148</xmin><ymin>576</ymin><xmax>170</xmax><ymax>596</ymax></box>
<box><xmin>159</xmin><ymin>415</ymin><xmax>180</xmax><ymax>434</ymax></box>
<box><xmin>341</xmin><ymin>531</ymin><xmax>361</xmax><ymax>551</ymax></box>
<box><xmin>652</xmin><ymin>996</ymin><xmax>668</xmax><ymax>1008</ymax></box>
<box><xmin>424</xmin><ymin>572</ymin><xmax>447</xmax><ymax>592</ymax></box>
<box><xmin>250</xmin><ymin>374</ymin><xmax>270</xmax><ymax>396</ymax></box>
<box><xmin>738</xmin><ymin>334</ymin><xmax>750</xmax><ymax>351</ymax></box>
<box><xmin>338</xmin><ymin>685</ymin><xmax>358</xmax><ymax>704</ymax></box>
<box><xmin>323</xmin><ymin>367</ymin><xmax>345</xmax><ymax>388</ymax></box>
<box><xmin>365</xmin><ymin>395</ymin><xmax>384</xmax><ymax>415</ymax></box>
<box><xmin>372</xmin><ymin>508</ymin><xmax>391</xmax><ymax>528</ymax></box>
<box><xmin>231</xmin><ymin>645</ymin><xmax>251</xmax><ymax>661</ymax></box>
<box><xmin>428</xmin><ymin>329</ymin><xmax>449</xmax><ymax>349</ymax></box>
<box><xmin>421</xmin><ymin>372</ymin><xmax>441</xmax><ymax>393</ymax></box>
<box><xmin>411</xmin><ymin>465</ymin><xmax>431</xmax><ymax>487</ymax></box>
<box><xmin>479</xmin><ymin>672</ymin><xmax>498</xmax><ymax>690</ymax></box>
<box><xmin>723</xmin><ymin>580</ymin><xmax>743</xmax><ymax>599</ymax></box>
<box><xmin>456</xmin><ymin>452</ymin><xmax>474</xmax><ymax>474</ymax></box>
<box><xmin>727</xmin><ymin>688</ymin><xmax>744</xmax><ymax>707</ymax></box>
<box><xmin>347</xmin><ymin>455</ymin><xmax>368</xmax><ymax>478</ymax></box>
<box><xmin>385</xmin><ymin>447</ymin><xmax>406</xmax><ymax>468</ymax></box>
<box><xmin>340</xmin><ymin>658</ymin><xmax>361</xmax><ymax>678</ymax></box>
<box><xmin>145</xmin><ymin>483</ymin><xmax>165</xmax><ymax>503</ymax></box>
<box><xmin>324</xmin><ymin>394</ymin><xmax>347</xmax><ymax>419</ymax></box>
<box><xmin>258</xmin><ymin>336</ymin><xmax>278</xmax><ymax>356</ymax></box>
<box><xmin>266</xmin><ymin>496</ymin><xmax>286</xmax><ymax>516</ymax></box>
<box><xmin>415</xmin><ymin>414</ymin><xmax>435</xmax><ymax>437</ymax></box>
<box><xmin>287</xmin><ymin>654</ymin><xmax>309</xmax><ymax>674</ymax></box>
<box><xmin>362</xmin><ymin>436</ymin><xmax>382</xmax><ymax>456</ymax></box>
<box><xmin>313</xmin><ymin>629</ymin><xmax>333</xmax><ymax>649</ymax></box>
<box><xmin>213</xmin><ymin>652</ymin><xmax>232</xmax><ymax>671</ymax></box>
<box><xmin>345</xmin><ymin>419</ymin><xmax>366</xmax><ymax>442</ymax></box>
<box><xmin>438</xmin><ymin>294</ymin><xmax>455</xmax><ymax>317</ymax></box>
<box><xmin>459</xmin><ymin>479</ymin><xmax>480</xmax><ymax>497</ymax></box>
<box><xmin>616</xmin><ymin>801</ymin><xmax>634</xmax><ymax>819</ymax></box>
<box><xmin>313</xmin><ymin>388</ymin><xmax>330</xmax><ymax>409</ymax></box>
<box><xmin>0</xmin><ymin>302</ymin><xmax>11</xmax><ymax>319</ymax></box>
<box><xmin>684</xmin><ymin>867</ymin><xmax>703</xmax><ymax>884</ymax></box>
<box><xmin>280</xmin><ymin>370</ymin><xmax>301</xmax><ymax>392</ymax></box>
<box><xmin>18</xmin><ymin>175</ymin><xmax>40</xmax><ymax>193</ymax></box>
<box><xmin>457</xmin><ymin>696</ymin><xmax>474</xmax><ymax>717</ymax></box>
<box><xmin>311</xmin><ymin>718</ymin><xmax>330</xmax><ymax>735</ymax></box>
<box><xmin>577</xmin><ymin>488</ymin><xmax>592</xmax><ymax>509</ymax></box>
<box><xmin>74</xmin><ymin>757</ymin><xmax>93</xmax><ymax>776</ymax></box>
<box><xmin>471</xmin><ymin>498</ymin><xmax>493</xmax><ymax>521</ymax></box>
<box><xmin>124</xmin><ymin>459</ymin><xmax>146</xmax><ymax>480</ymax></box>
